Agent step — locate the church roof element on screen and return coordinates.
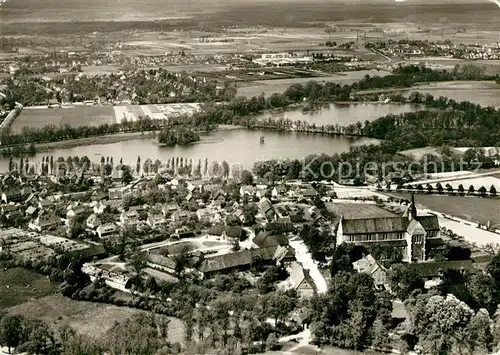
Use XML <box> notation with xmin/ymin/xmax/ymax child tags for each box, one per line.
<box><xmin>342</xmin><ymin>217</ymin><xmax>408</xmax><ymax>235</ymax></box>
<box><xmin>415</xmin><ymin>215</ymin><xmax>440</xmax><ymax>231</ymax></box>
<box><xmin>406</xmin><ymin>219</ymin><xmax>426</xmax><ymax>235</ymax></box>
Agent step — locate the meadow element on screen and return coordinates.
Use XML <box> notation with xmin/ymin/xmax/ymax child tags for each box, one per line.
<box><xmin>390</xmin><ymin>192</ymin><xmax>500</xmax><ymax>228</ymax></box>
<box><xmin>0</xmin><ymin>267</ymin><xmax>56</xmax><ymax>310</ymax></box>
<box><xmin>12</xmin><ymin>106</ymin><xmax>116</xmax><ymax>133</ymax></box>
<box><xmin>7</xmin><ymin>294</ymin><xmax>185</xmax><ymax>343</ymax></box>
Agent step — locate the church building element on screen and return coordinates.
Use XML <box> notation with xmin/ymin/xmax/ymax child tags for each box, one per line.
<box><xmin>336</xmin><ymin>195</ymin><xmax>441</xmax><ymax>263</ymax></box>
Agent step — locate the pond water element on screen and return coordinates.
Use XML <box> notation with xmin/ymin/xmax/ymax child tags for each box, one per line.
<box><xmin>255</xmin><ymin>102</ymin><xmax>422</xmax><ymax>126</ymax></box>
<box><xmin>0</xmin><ymin>128</ymin><xmax>379</xmax><ymax>172</ymax></box>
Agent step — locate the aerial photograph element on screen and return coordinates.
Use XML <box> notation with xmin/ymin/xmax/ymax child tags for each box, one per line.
<box><xmin>2</xmin><ymin>0</ymin><xmax>500</xmax><ymax>354</ymax></box>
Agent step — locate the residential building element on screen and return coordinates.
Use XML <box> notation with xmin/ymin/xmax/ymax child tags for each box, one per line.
<box><xmin>147</xmin><ymin>213</ymin><xmax>168</xmax><ymax>229</ymax></box>
<box><xmin>108</xmin><ymin>187</ymin><xmax>125</xmax><ymax>200</ymax></box>
<box><xmin>171</xmin><ymin>210</ymin><xmax>189</xmax><ymax>223</ymax></box>
<box><xmin>29</xmin><ymin>212</ymin><xmax>60</xmax><ymax>232</ymax></box>
<box><xmin>147</xmin><ymin>253</ymin><xmax>176</xmax><ymax>274</ymax></box>
<box><xmin>86</xmin><ymin>214</ymin><xmax>102</xmax><ymax>229</ymax></box>
<box><xmin>240</xmin><ymin>185</ymin><xmax>256</xmax><ymax>196</ymax></box>
<box><xmin>67</xmin><ymin>205</ymin><xmax>87</xmax><ymax>219</ymax></box>
<box><xmin>196</xmin><ymin>208</ymin><xmax>213</xmax><ymax>222</ymax></box>
<box><xmin>289</xmin><ymin>261</ymin><xmax>317</xmax><ymax>298</ymax></box>
<box><xmin>353</xmin><ymin>254</ymin><xmax>388</xmax><ymax>290</ymax></box>
<box><xmin>96</xmin><ymin>223</ymin><xmax>118</xmax><ymax>238</ymax></box>
<box><xmin>120</xmin><ymin>210</ymin><xmax>141</xmax><ymax>226</ymax></box>
<box><xmin>253</xmin><ymin>231</ymin><xmax>289</xmax><ymax>249</ymax></box>
<box><xmin>91</xmin><ymin>189</ymin><xmax>108</xmax><ymax>201</ymax></box>
<box><xmin>272</xmin><ymin>185</ymin><xmax>288</xmax><ymax>198</ymax></box>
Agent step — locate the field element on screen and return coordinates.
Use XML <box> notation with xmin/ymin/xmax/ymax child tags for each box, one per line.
<box><xmin>12</xmin><ymin>106</ymin><xmax>115</xmax><ymax>133</ymax></box>
<box><xmin>390</xmin><ymin>192</ymin><xmax>500</xmax><ymax>228</ymax></box>
<box><xmin>236</xmin><ymin>70</ymin><xmax>390</xmax><ymax>98</ymax></box>
<box><xmin>11</xmin><ymin>103</ymin><xmax>202</xmax><ymax>133</ymax></box>
<box><xmin>0</xmin><ymin>268</ymin><xmax>56</xmax><ymax>310</ymax></box>
<box><xmin>7</xmin><ymin>295</ymin><xmax>185</xmax><ymax>342</ymax></box>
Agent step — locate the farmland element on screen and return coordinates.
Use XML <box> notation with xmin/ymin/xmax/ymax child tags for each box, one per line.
<box><xmin>10</xmin><ymin>103</ymin><xmax>202</xmax><ymax>133</ymax></box>
<box><xmin>0</xmin><ymin>267</ymin><xmax>56</xmax><ymax>310</ymax></box>
<box><xmin>7</xmin><ymin>294</ymin><xmax>185</xmax><ymax>343</ymax></box>
<box><xmin>11</xmin><ymin>106</ymin><xmax>115</xmax><ymax>133</ymax></box>
<box><xmin>236</xmin><ymin>69</ymin><xmax>390</xmax><ymax>98</ymax></box>
<box><xmin>390</xmin><ymin>192</ymin><xmax>500</xmax><ymax>228</ymax></box>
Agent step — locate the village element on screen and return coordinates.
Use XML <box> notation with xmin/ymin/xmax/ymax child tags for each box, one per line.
<box><xmin>0</xmin><ymin>153</ymin><xmax>494</xmax><ymax>306</ymax></box>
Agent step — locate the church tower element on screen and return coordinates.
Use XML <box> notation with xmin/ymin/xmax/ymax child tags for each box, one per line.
<box><xmin>408</xmin><ymin>193</ymin><xmax>417</xmax><ymax>221</ymax></box>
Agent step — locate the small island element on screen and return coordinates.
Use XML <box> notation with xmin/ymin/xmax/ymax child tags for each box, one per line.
<box><xmin>157</xmin><ymin>127</ymin><xmax>200</xmax><ymax>146</ymax></box>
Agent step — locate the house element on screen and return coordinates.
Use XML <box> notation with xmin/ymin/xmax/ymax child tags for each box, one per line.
<box><xmin>240</xmin><ymin>185</ymin><xmax>256</xmax><ymax>196</ymax></box>
<box><xmin>301</xmin><ymin>188</ymin><xmax>319</xmax><ymax>199</ymax></box>
<box><xmin>273</xmin><ymin>245</ymin><xmax>296</xmax><ymax>266</ymax></box>
<box><xmin>403</xmin><ymin>260</ymin><xmax>478</xmax><ymax>281</ymax></box>
<box><xmin>289</xmin><ymin>261</ymin><xmax>317</xmax><ymax>298</ymax></box>
<box><xmin>120</xmin><ymin>210</ymin><xmax>141</xmax><ymax>226</ymax></box>
<box><xmin>268</xmin><ymin>218</ymin><xmax>295</xmax><ymax>233</ymax></box>
<box><xmin>187</xmin><ymin>183</ymin><xmax>199</xmax><ymax>194</ymax></box>
<box><xmin>259</xmin><ymin>198</ymin><xmax>273</xmax><ymax>215</ymax></box>
<box><xmin>162</xmin><ymin>203</ymin><xmax>179</xmax><ymax>217</ymax></box>
<box><xmin>225</xmin><ymin>214</ymin><xmax>240</xmax><ymax>226</ymax></box>
<box><xmin>38</xmin><ymin>199</ymin><xmax>53</xmax><ymax>210</ymax></box>
<box><xmin>147</xmin><ymin>213</ymin><xmax>168</xmax><ymax>229</ymax></box>
<box><xmin>171</xmin><ymin>210</ymin><xmax>189</xmax><ymax>223</ymax></box>
<box><xmin>147</xmin><ymin>253</ymin><xmax>176</xmax><ymax>274</ymax></box>
<box><xmin>67</xmin><ymin>205</ymin><xmax>87</xmax><ymax>219</ymax></box>
<box><xmin>91</xmin><ymin>189</ymin><xmax>108</xmax><ymax>201</ymax></box>
<box><xmin>209</xmin><ymin>224</ymin><xmax>225</xmax><ymax>237</ymax></box>
<box><xmin>29</xmin><ymin>212</ymin><xmax>60</xmax><ymax>232</ymax></box>
<box><xmin>272</xmin><ymin>185</ymin><xmax>288</xmax><ymax>198</ymax></box>
<box><xmin>96</xmin><ymin>223</ymin><xmax>118</xmax><ymax>238</ymax></box>
<box><xmin>24</xmin><ymin>193</ymin><xmax>39</xmax><ymax>206</ymax></box>
<box><xmin>93</xmin><ymin>201</ymin><xmax>107</xmax><ymax>215</ymax></box>
<box><xmin>225</xmin><ymin>226</ymin><xmax>243</xmax><ymax>241</ymax></box>
<box><xmin>353</xmin><ymin>254</ymin><xmax>388</xmax><ymax>290</ymax></box>
<box><xmin>1</xmin><ymin>204</ymin><xmax>20</xmax><ymax>216</ymax></box>
<box><xmin>196</xmin><ymin>208</ymin><xmax>213</xmax><ymax>222</ymax></box>
<box><xmin>25</xmin><ymin>206</ymin><xmax>38</xmax><ymax>217</ymax></box>
<box><xmin>212</xmin><ymin>190</ymin><xmax>226</xmax><ymax>202</ymax></box>
<box><xmin>86</xmin><ymin>214</ymin><xmax>102</xmax><ymax>229</ymax></box>
<box><xmin>337</xmin><ymin>195</ymin><xmax>441</xmax><ymax>263</ymax></box>
<box><xmin>253</xmin><ymin>231</ymin><xmax>289</xmax><ymax>249</ymax></box>
<box><xmin>256</xmin><ymin>188</ymin><xmax>270</xmax><ymax>200</ymax></box>
<box><xmin>108</xmin><ymin>187</ymin><xmax>124</xmax><ymax>200</ymax></box>
<box><xmin>265</xmin><ymin>209</ymin><xmax>277</xmax><ymax>222</ymax></box>
<box><xmin>185</xmin><ymin>193</ymin><xmax>193</xmax><ymax>202</ymax></box>
<box><xmin>199</xmin><ymin>248</ymin><xmax>274</xmax><ymax>277</ymax></box>
<box><xmin>1</xmin><ymin>188</ymin><xmax>21</xmax><ymax>203</ymax></box>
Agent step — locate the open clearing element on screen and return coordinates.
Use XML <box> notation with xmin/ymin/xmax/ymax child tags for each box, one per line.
<box><xmin>0</xmin><ymin>267</ymin><xmax>56</xmax><ymax>310</ymax></box>
<box><xmin>390</xmin><ymin>192</ymin><xmax>500</xmax><ymax>228</ymax></box>
<box><xmin>12</xmin><ymin>106</ymin><xmax>115</xmax><ymax>133</ymax></box>
<box><xmin>236</xmin><ymin>70</ymin><xmax>390</xmax><ymax>98</ymax></box>
<box><xmin>7</xmin><ymin>295</ymin><xmax>185</xmax><ymax>343</ymax></box>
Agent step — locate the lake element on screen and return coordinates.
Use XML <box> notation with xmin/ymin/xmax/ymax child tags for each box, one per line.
<box><xmin>255</xmin><ymin>103</ymin><xmax>422</xmax><ymax>126</ymax></box>
<box><xmin>0</xmin><ymin>128</ymin><xmax>379</xmax><ymax>172</ymax></box>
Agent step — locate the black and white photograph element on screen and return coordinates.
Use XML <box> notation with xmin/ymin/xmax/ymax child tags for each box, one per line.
<box><xmin>1</xmin><ymin>0</ymin><xmax>500</xmax><ymax>354</ymax></box>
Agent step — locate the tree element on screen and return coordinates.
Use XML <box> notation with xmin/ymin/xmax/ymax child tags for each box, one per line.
<box><xmin>130</xmin><ymin>251</ymin><xmax>147</xmax><ymax>277</ymax></box>
<box><xmin>242</xmin><ymin>204</ymin><xmax>258</xmax><ymax>226</ymax></box>
<box><xmin>478</xmin><ymin>186</ymin><xmax>487</xmax><ymax>197</ymax></box>
<box><xmin>0</xmin><ymin>315</ymin><xmax>24</xmax><ymax>353</ymax></box>
<box><xmin>468</xmin><ymin>309</ymin><xmax>493</xmax><ymax>354</ymax></box>
<box><xmin>136</xmin><ymin>156</ymin><xmax>141</xmax><ymax>175</ymax></box>
<box><xmin>221</xmin><ymin>160</ymin><xmax>230</xmax><ymax>178</ymax></box>
<box><xmin>241</xmin><ymin>170</ymin><xmax>253</xmax><ymax>185</ymax></box>
<box><xmin>20</xmin><ymin>319</ymin><xmax>55</xmax><ymax>355</ymax></box>
<box><xmin>121</xmin><ymin>166</ymin><xmax>133</xmax><ymax>185</ymax></box>
<box><xmin>388</xmin><ymin>264</ymin><xmax>424</xmax><ymax>301</ymax></box>
<box><xmin>490</xmin><ymin>185</ymin><xmax>497</xmax><ymax>196</ymax></box>
<box><xmin>468</xmin><ymin>185</ymin><xmax>475</xmax><ymax>195</ymax></box>
<box><xmin>458</xmin><ymin>184</ymin><xmax>465</xmax><ymax>195</ymax></box>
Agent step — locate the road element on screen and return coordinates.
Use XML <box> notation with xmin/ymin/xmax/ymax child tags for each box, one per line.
<box><xmin>289</xmin><ymin>236</ymin><xmax>328</xmax><ymax>294</ymax></box>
